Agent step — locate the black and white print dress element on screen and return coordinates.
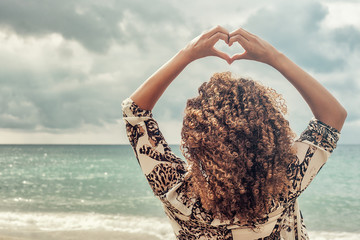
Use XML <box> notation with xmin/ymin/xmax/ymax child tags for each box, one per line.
<box><xmin>122</xmin><ymin>98</ymin><xmax>340</xmax><ymax>240</ymax></box>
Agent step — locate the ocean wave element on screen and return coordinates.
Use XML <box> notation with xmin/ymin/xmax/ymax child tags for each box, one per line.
<box><xmin>0</xmin><ymin>212</ymin><xmax>174</xmax><ymax>240</ymax></box>
<box><xmin>0</xmin><ymin>211</ymin><xmax>359</xmax><ymax>240</ymax></box>
<box><xmin>308</xmin><ymin>231</ymin><xmax>360</xmax><ymax>240</ymax></box>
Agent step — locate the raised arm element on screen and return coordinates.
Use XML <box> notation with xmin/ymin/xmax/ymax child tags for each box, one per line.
<box><xmin>130</xmin><ymin>26</ymin><xmax>231</xmax><ymax>111</ymax></box>
<box><xmin>229</xmin><ymin>28</ymin><xmax>347</xmax><ymax>131</ymax></box>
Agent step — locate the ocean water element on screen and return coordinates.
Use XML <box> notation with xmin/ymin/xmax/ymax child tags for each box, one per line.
<box><xmin>0</xmin><ymin>144</ymin><xmax>359</xmax><ymax>239</ymax></box>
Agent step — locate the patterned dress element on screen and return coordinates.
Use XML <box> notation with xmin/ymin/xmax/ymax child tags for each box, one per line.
<box><xmin>122</xmin><ymin>98</ymin><xmax>340</xmax><ymax>240</ymax></box>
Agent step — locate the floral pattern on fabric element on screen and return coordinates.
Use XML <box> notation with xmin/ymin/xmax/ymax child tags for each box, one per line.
<box><xmin>122</xmin><ymin>99</ymin><xmax>152</xmax><ymax>118</ymax></box>
<box><xmin>286</xmin><ymin>146</ymin><xmax>317</xmax><ymax>201</ymax></box>
<box><xmin>122</xmin><ymin>98</ymin><xmax>340</xmax><ymax>240</ymax></box>
<box><xmin>146</xmin><ymin>163</ymin><xmax>186</xmax><ymax>195</ymax></box>
<box><xmin>298</xmin><ymin>119</ymin><xmax>340</xmax><ymax>153</ymax></box>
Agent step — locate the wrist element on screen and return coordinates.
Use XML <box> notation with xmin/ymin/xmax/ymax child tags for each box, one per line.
<box><xmin>177</xmin><ymin>48</ymin><xmax>196</xmax><ymax>65</ymax></box>
<box><xmin>268</xmin><ymin>51</ymin><xmax>288</xmax><ymax>70</ymax></box>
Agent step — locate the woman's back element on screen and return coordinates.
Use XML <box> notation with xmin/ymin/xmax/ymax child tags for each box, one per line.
<box><xmin>181</xmin><ymin>73</ymin><xmax>296</xmax><ymax>226</ymax></box>
<box><xmin>122</xmin><ymin>97</ymin><xmax>340</xmax><ymax>239</ymax></box>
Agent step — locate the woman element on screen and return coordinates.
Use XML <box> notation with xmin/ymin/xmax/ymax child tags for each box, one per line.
<box><xmin>122</xmin><ymin>26</ymin><xmax>347</xmax><ymax>239</ymax></box>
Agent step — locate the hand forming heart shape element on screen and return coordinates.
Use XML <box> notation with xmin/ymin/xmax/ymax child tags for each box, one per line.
<box><xmin>214</xmin><ymin>39</ymin><xmax>245</xmax><ymax>62</ymax></box>
<box><xmin>211</xmin><ymin>30</ymin><xmax>253</xmax><ymax>65</ymax></box>
<box><xmin>187</xmin><ymin>26</ymin><xmax>276</xmax><ymax>65</ymax></box>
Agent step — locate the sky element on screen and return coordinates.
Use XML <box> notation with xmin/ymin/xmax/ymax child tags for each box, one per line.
<box><xmin>0</xmin><ymin>0</ymin><xmax>359</xmax><ymax>144</ymax></box>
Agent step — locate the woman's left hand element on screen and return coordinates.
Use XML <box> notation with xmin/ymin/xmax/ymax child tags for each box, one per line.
<box><xmin>182</xmin><ymin>25</ymin><xmax>231</xmax><ymax>64</ymax></box>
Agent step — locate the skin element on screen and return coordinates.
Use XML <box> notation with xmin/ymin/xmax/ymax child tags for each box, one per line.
<box><xmin>130</xmin><ymin>26</ymin><xmax>347</xmax><ymax>131</ymax></box>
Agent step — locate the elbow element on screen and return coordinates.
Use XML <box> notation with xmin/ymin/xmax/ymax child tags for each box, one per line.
<box><xmin>318</xmin><ymin>105</ymin><xmax>347</xmax><ymax>132</ymax></box>
<box><xmin>334</xmin><ymin>105</ymin><xmax>347</xmax><ymax>132</ymax></box>
<box><xmin>339</xmin><ymin>106</ymin><xmax>348</xmax><ymax>123</ymax></box>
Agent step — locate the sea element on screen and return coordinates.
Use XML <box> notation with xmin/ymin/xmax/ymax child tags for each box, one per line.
<box><xmin>0</xmin><ymin>144</ymin><xmax>359</xmax><ymax>240</ymax></box>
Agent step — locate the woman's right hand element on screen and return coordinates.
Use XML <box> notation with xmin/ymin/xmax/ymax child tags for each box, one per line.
<box><xmin>182</xmin><ymin>25</ymin><xmax>232</xmax><ymax>64</ymax></box>
<box><xmin>228</xmin><ymin>28</ymin><xmax>280</xmax><ymax>66</ymax></box>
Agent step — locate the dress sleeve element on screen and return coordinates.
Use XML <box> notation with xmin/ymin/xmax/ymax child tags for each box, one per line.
<box><xmin>287</xmin><ymin>118</ymin><xmax>341</xmax><ymax>198</ymax></box>
<box><xmin>122</xmin><ymin>98</ymin><xmax>187</xmax><ymax>196</ymax></box>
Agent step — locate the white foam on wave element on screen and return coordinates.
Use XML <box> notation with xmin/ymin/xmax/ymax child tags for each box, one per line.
<box><xmin>1</xmin><ymin>212</ymin><xmax>359</xmax><ymax>240</ymax></box>
<box><xmin>309</xmin><ymin>231</ymin><xmax>360</xmax><ymax>240</ymax></box>
<box><xmin>0</xmin><ymin>212</ymin><xmax>175</xmax><ymax>240</ymax></box>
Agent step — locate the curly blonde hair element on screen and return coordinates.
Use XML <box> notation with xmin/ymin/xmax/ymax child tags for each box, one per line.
<box><xmin>181</xmin><ymin>72</ymin><xmax>296</xmax><ymax>226</ymax></box>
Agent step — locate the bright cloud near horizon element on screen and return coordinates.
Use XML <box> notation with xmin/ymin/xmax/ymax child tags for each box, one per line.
<box><xmin>0</xmin><ymin>0</ymin><xmax>359</xmax><ymax>144</ymax></box>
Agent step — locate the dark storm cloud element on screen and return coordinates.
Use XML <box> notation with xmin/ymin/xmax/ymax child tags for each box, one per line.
<box><xmin>0</xmin><ymin>0</ymin><xmax>116</xmax><ymax>52</ymax></box>
<box><xmin>0</xmin><ymin>0</ymin><xmax>190</xmax><ymax>131</ymax></box>
<box><xmin>30</xmin><ymin>86</ymin><xmax>121</xmax><ymax>130</ymax></box>
<box><xmin>244</xmin><ymin>2</ymin><xmax>346</xmax><ymax>72</ymax></box>
<box><xmin>0</xmin><ymin>0</ymin><xmax>184</xmax><ymax>52</ymax></box>
<box><xmin>0</xmin><ymin>87</ymin><xmax>38</xmax><ymax>129</ymax></box>
<box><xmin>0</xmin><ymin>66</ymin><xmax>121</xmax><ymax>130</ymax></box>
<box><xmin>332</xmin><ymin>26</ymin><xmax>360</xmax><ymax>51</ymax></box>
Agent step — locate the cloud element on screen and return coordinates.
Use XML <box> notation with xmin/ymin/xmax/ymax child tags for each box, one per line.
<box><xmin>242</xmin><ymin>2</ymin><xmax>346</xmax><ymax>72</ymax></box>
<box><xmin>0</xmin><ymin>0</ymin><xmax>359</xmax><ymax>143</ymax></box>
<box><xmin>0</xmin><ymin>20</ymin><xmax>191</xmax><ymax>131</ymax></box>
<box><xmin>0</xmin><ymin>31</ymin><xmax>120</xmax><ymax>130</ymax></box>
<box><xmin>321</xmin><ymin>1</ymin><xmax>360</xmax><ymax>29</ymax></box>
<box><xmin>0</xmin><ymin>0</ymin><xmax>116</xmax><ymax>52</ymax></box>
<box><xmin>0</xmin><ymin>0</ymin><xmax>185</xmax><ymax>53</ymax></box>
<box><xmin>332</xmin><ymin>26</ymin><xmax>360</xmax><ymax>51</ymax></box>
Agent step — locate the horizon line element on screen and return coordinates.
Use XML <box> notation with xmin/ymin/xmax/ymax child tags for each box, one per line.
<box><xmin>0</xmin><ymin>143</ymin><xmax>358</xmax><ymax>146</ymax></box>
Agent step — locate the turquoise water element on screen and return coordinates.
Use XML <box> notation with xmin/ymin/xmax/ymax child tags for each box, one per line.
<box><xmin>0</xmin><ymin>144</ymin><xmax>359</xmax><ymax>239</ymax></box>
<box><xmin>0</xmin><ymin>145</ymin><xmax>159</xmax><ymax>216</ymax></box>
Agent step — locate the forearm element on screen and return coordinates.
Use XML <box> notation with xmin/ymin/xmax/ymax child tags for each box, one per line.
<box><xmin>271</xmin><ymin>53</ymin><xmax>347</xmax><ymax>131</ymax></box>
<box><xmin>130</xmin><ymin>50</ymin><xmax>191</xmax><ymax>110</ymax></box>
<box><xmin>129</xmin><ymin>26</ymin><xmax>231</xmax><ymax>110</ymax></box>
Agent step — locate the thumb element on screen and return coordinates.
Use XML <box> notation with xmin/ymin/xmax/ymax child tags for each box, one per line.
<box><xmin>230</xmin><ymin>52</ymin><xmax>249</xmax><ymax>63</ymax></box>
<box><xmin>212</xmin><ymin>48</ymin><xmax>232</xmax><ymax>64</ymax></box>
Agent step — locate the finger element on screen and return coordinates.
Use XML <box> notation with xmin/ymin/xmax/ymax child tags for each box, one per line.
<box><xmin>212</xmin><ymin>48</ymin><xmax>231</xmax><ymax>64</ymax></box>
<box><xmin>229</xmin><ymin>32</ymin><xmax>249</xmax><ymax>43</ymax></box>
<box><xmin>205</xmin><ymin>25</ymin><xmax>229</xmax><ymax>40</ymax></box>
<box><xmin>208</xmin><ymin>32</ymin><xmax>229</xmax><ymax>45</ymax></box>
<box><xmin>231</xmin><ymin>52</ymin><xmax>249</xmax><ymax>62</ymax></box>
<box><xmin>230</xmin><ymin>28</ymin><xmax>254</xmax><ymax>41</ymax></box>
<box><xmin>229</xmin><ymin>28</ymin><xmax>244</xmax><ymax>38</ymax></box>
<box><xmin>237</xmin><ymin>28</ymin><xmax>258</xmax><ymax>43</ymax></box>
<box><xmin>228</xmin><ymin>34</ymin><xmax>244</xmax><ymax>45</ymax></box>
<box><xmin>228</xmin><ymin>34</ymin><xmax>249</xmax><ymax>49</ymax></box>
<box><xmin>241</xmin><ymin>28</ymin><xmax>257</xmax><ymax>38</ymax></box>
